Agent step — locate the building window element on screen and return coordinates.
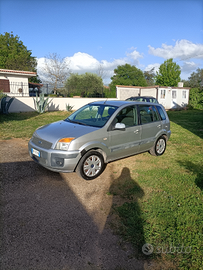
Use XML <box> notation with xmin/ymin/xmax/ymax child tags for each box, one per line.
<box><xmin>182</xmin><ymin>91</ymin><xmax>186</xmax><ymax>99</ymax></box>
<box><xmin>0</xmin><ymin>79</ymin><xmax>10</xmax><ymax>92</ymax></box>
<box><xmin>160</xmin><ymin>90</ymin><xmax>166</xmax><ymax>99</ymax></box>
<box><xmin>172</xmin><ymin>90</ymin><xmax>177</xmax><ymax>99</ymax></box>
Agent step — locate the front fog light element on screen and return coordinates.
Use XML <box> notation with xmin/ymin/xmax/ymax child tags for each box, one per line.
<box><xmin>56</xmin><ymin>138</ymin><xmax>75</xmax><ymax>151</ymax></box>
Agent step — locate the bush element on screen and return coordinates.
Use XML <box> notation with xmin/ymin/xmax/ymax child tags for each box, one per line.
<box><xmin>33</xmin><ymin>93</ymin><xmax>52</xmax><ymax>113</ymax></box>
<box><xmin>189</xmin><ymin>88</ymin><xmax>203</xmax><ymax>109</ymax></box>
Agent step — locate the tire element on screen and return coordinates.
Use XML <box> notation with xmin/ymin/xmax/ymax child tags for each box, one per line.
<box><xmin>149</xmin><ymin>136</ymin><xmax>166</xmax><ymax>156</ymax></box>
<box><xmin>76</xmin><ymin>150</ymin><xmax>106</xmax><ymax>180</ymax></box>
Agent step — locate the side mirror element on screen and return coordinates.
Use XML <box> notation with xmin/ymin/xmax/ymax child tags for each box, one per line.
<box><xmin>114</xmin><ymin>123</ymin><xmax>126</xmax><ymax>130</ymax></box>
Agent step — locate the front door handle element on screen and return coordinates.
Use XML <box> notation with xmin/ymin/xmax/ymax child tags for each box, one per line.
<box><xmin>134</xmin><ymin>130</ymin><xmax>139</xmax><ymax>134</ymax></box>
<box><xmin>157</xmin><ymin>124</ymin><xmax>161</xmax><ymax>128</ymax></box>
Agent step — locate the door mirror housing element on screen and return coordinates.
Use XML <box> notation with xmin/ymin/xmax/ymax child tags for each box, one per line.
<box><xmin>114</xmin><ymin>123</ymin><xmax>126</xmax><ymax>130</ymax></box>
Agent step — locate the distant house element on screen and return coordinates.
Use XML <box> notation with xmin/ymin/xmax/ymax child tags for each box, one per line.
<box><xmin>116</xmin><ymin>83</ymin><xmax>190</xmax><ymax>110</ymax></box>
<box><xmin>0</xmin><ymin>69</ymin><xmax>37</xmax><ymax>96</ymax></box>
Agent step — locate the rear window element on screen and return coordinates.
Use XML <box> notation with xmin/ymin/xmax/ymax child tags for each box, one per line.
<box><xmin>156</xmin><ymin>106</ymin><xmax>166</xmax><ymax>120</ymax></box>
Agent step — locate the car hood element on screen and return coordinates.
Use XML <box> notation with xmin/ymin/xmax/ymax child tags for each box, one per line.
<box><xmin>35</xmin><ymin>120</ymin><xmax>99</xmax><ymax>145</ymax></box>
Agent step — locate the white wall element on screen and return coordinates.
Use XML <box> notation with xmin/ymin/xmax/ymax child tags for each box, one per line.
<box><xmin>117</xmin><ymin>86</ymin><xmax>140</xmax><ymax>100</ymax></box>
<box><xmin>8</xmin><ymin>97</ymin><xmax>118</xmax><ymax>113</ymax></box>
<box><xmin>158</xmin><ymin>87</ymin><xmax>190</xmax><ymax>109</ymax></box>
<box><xmin>140</xmin><ymin>87</ymin><xmax>157</xmax><ymax>97</ymax></box>
<box><xmin>117</xmin><ymin>85</ymin><xmax>190</xmax><ymax>109</ymax></box>
<box><xmin>0</xmin><ymin>74</ymin><xmax>30</xmax><ymax>96</ymax></box>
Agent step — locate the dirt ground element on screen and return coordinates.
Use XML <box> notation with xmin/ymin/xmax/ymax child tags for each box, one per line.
<box><xmin>0</xmin><ymin>139</ymin><xmax>155</xmax><ymax>270</ymax></box>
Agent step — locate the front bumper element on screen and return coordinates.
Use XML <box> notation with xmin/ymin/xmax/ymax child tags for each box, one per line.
<box><xmin>28</xmin><ymin>139</ymin><xmax>81</xmax><ymax>173</ymax></box>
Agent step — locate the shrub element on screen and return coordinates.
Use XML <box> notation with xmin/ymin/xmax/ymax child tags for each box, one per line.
<box><xmin>33</xmin><ymin>93</ymin><xmax>52</xmax><ymax>113</ymax></box>
<box><xmin>189</xmin><ymin>88</ymin><xmax>203</xmax><ymax>109</ymax></box>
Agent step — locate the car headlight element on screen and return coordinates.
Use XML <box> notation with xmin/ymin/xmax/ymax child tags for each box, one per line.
<box><xmin>55</xmin><ymin>138</ymin><xmax>75</xmax><ymax>151</ymax></box>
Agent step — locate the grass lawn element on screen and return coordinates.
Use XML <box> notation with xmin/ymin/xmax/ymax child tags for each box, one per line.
<box><xmin>0</xmin><ymin>111</ymin><xmax>71</xmax><ymax>140</ymax></box>
<box><xmin>0</xmin><ymin>109</ymin><xmax>203</xmax><ymax>269</ymax></box>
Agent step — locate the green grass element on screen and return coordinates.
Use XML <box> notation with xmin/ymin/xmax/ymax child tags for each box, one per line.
<box><xmin>0</xmin><ymin>109</ymin><xmax>203</xmax><ymax>269</ymax></box>
<box><xmin>0</xmin><ymin>111</ymin><xmax>71</xmax><ymax>139</ymax></box>
<box><xmin>110</xmin><ymin>109</ymin><xmax>203</xmax><ymax>269</ymax></box>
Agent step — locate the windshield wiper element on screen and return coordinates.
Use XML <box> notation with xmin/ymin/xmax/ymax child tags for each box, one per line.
<box><xmin>66</xmin><ymin>118</ymin><xmax>89</xmax><ymax>126</ymax></box>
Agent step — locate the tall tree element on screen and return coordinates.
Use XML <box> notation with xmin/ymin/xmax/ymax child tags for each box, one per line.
<box><xmin>96</xmin><ymin>63</ymin><xmax>107</xmax><ymax>81</ymax></box>
<box><xmin>65</xmin><ymin>73</ymin><xmax>103</xmax><ymax>97</ymax></box>
<box><xmin>155</xmin><ymin>58</ymin><xmax>181</xmax><ymax>87</ymax></box>
<box><xmin>186</xmin><ymin>68</ymin><xmax>203</xmax><ymax>90</ymax></box>
<box><xmin>41</xmin><ymin>53</ymin><xmax>70</xmax><ymax>94</ymax></box>
<box><xmin>144</xmin><ymin>68</ymin><xmax>156</xmax><ymax>86</ymax></box>
<box><xmin>109</xmin><ymin>64</ymin><xmax>147</xmax><ymax>92</ymax></box>
<box><xmin>0</xmin><ymin>32</ymin><xmax>40</xmax><ymax>82</ymax></box>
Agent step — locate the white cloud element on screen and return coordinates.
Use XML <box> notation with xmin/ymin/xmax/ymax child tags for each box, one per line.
<box><xmin>37</xmin><ymin>50</ymin><xmax>143</xmax><ymax>85</ymax></box>
<box><xmin>126</xmin><ymin>47</ymin><xmax>143</xmax><ymax>64</ymax></box>
<box><xmin>144</xmin><ymin>63</ymin><xmax>160</xmax><ymax>74</ymax></box>
<box><xmin>65</xmin><ymin>52</ymin><xmax>99</xmax><ymax>71</ymax></box>
<box><xmin>181</xmin><ymin>61</ymin><xmax>198</xmax><ymax>72</ymax></box>
<box><xmin>180</xmin><ymin>61</ymin><xmax>199</xmax><ymax>80</ymax></box>
<box><xmin>148</xmin><ymin>40</ymin><xmax>203</xmax><ymax>60</ymax></box>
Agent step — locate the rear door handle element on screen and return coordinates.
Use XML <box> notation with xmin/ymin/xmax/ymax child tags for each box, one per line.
<box><xmin>157</xmin><ymin>124</ymin><xmax>161</xmax><ymax>128</ymax></box>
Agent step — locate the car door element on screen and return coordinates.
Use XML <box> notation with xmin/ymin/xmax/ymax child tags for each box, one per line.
<box><xmin>106</xmin><ymin>105</ymin><xmax>141</xmax><ymax>161</ymax></box>
<box><xmin>138</xmin><ymin>104</ymin><xmax>162</xmax><ymax>152</ymax></box>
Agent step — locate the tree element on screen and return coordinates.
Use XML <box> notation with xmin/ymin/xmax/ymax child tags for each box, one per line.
<box><xmin>185</xmin><ymin>68</ymin><xmax>203</xmax><ymax>90</ymax></box>
<box><xmin>109</xmin><ymin>64</ymin><xmax>147</xmax><ymax>93</ymax></box>
<box><xmin>41</xmin><ymin>53</ymin><xmax>70</xmax><ymax>94</ymax></box>
<box><xmin>0</xmin><ymin>32</ymin><xmax>40</xmax><ymax>83</ymax></box>
<box><xmin>155</xmin><ymin>58</ymin><xmax>181</xmax><ymax>87</ymax></box>
<box><xmin>65</xmin><ymin>73</ymin><xmax>103</xmax><ymax>97</ymax></box>
<box><xmin>144</xmin><ymin>68</ymin><xmax>156</xmax><ymax>86</ymax></box>
<box><xmin>96</xmin><ymin>63</ymin><xmax>107</xmax><ymax>81</ymax></box>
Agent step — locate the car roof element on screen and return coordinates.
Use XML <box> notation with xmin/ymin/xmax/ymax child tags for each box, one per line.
<box><xmin>89</xmin><ymin>100</ymin><xmax>159</xmax><ymax>107</ymax></box>
<box><xmin>89</xmin><ymin>100</ymin><xmax>129</xmax><ymax>107</ymax></box>
<box><xmin>128</xmin><ymin>96</ymin><xmax>156</xmax><ymax>99</ymax></box>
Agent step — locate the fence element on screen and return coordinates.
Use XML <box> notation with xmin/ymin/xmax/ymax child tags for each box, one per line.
<box><xmin>0</xmin><ymin>81</ymin><xmax>108</xmax><ymax>98</ymax></box>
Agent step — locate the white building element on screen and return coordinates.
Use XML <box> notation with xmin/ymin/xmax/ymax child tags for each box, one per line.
<box><xmin>0</xmin><ymin>69</ymin><xmax>36</xmax><ymax>96</ymax></box>
<box><xmin>116</xmin><ymin>83</ymin><xmax>190</xmax><ymax>110</ymax></box>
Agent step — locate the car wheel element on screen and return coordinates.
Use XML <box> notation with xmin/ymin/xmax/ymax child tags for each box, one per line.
<box><xmin>76</xmin><ymin>150</ymin><xmax>106</xmax><ymax>180</ymax></box>
<box><xmin>149</xmin><ymin>136</ymin><xmax>166</xmax><ymax>156</ymax></box>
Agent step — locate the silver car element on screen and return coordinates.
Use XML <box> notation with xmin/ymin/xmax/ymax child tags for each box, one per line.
<box><xmin>28</xmin><ymin>100</ymin><xmax>171</xmax><ymax>180</ymax></box>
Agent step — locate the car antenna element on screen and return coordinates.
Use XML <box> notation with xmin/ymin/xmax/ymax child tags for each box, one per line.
<box><xmin>103</xmin><ymin>98</ymin><xmax>108</xmax><ymax>104</ymax></box>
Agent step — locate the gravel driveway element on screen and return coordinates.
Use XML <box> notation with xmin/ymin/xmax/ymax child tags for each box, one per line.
<box><xmin>0</xmin><ymin>139</ymin><xmax>151</xmax><ymax>270</ymax></box>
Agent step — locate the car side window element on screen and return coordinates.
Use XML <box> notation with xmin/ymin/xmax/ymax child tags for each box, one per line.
<box><xmin>152</xmin><ymin>106</ymin><xmax>160</xmax><ymax>121</ymax></box>
<box><xmin>114</xmin><ymin>106</ymin><xmax>138</xmax><ymax>127</ymax></box>
<box><xmin>139</xmin><ymin>105</ymin><xmax>160</xmax><ymax>124</ymax></box>
<box><xmin>156</xmin><ymin>106</ymin><xmax>166</xmax><ymax>120</ymax></box>
<box><xmin>139</xmin><ymin>105</ymin><xmax>153</xmax><ymax>124</ymax></box>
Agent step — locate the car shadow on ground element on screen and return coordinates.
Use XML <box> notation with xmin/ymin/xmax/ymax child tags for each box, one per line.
<box><xmin>107</xmin><ymin>167</ymin><xmax>145</xmax><ymax>252</ymax></box>
<box><xmin>0</xmin><ymin>150</ymin><xmax>150</xmax><ymax>270</ymax></box>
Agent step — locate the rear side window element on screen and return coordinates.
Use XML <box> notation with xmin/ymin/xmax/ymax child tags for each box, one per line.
<box><xmin>139</xmin><ymin>105</ymin><xmax>153</xmax><ymax>124</ymax></box>
<box><xmin>152</xmin><ymin>106</ymin><xmax>159</xmax><ymax>121</ymax></box>
<box><xmin>156</xmin><ymin>106</ymin><xmax>166</xmax><ymax>120</ymax></box>
<box><xmin>139</xmin><ymin>105</ymin><xmax>160</xmax><ymax>124</ymax></box>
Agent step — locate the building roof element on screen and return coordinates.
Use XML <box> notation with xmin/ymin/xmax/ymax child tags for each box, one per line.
<box><xmin>116</xmin><ymin>85</ymin><xmax>190</xmax><ymax>90</ymax></box>
<box><xmin>0</xmin><ymin>69</ymin><xmax>36</xmax><ymax>77</ymax></box>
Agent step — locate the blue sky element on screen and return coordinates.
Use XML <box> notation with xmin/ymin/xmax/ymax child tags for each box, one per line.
<box><xmin>0</xmin><ymin>0</ymin><xmax>203</xmax><ymax>84</ymax></box>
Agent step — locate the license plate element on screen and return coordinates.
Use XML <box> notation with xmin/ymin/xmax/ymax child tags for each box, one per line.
<box><xmin>31</xmin><ymin>148</ymin><xmax>41</xmax><ymax>157</ymax></box>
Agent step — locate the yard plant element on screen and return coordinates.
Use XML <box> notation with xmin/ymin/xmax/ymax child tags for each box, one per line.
<box><xmin>0</xmin><ymin>109</ymin><xmax>202</xmax><ymax>269</ymax></box>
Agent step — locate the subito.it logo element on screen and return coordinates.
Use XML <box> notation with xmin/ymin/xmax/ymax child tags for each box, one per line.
<box><xmin>142</xmin><ymin>243</ymin><xmax>154</xmax><ymax>255</ymax></box>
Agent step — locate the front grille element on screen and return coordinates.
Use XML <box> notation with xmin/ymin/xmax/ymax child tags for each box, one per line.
<box><xmin>32</xmin><ymin>136</ymin><xmax>52</xmax><ymax>149</ymax></box>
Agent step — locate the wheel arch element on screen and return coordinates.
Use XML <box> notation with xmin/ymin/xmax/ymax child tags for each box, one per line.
<box><xmin>74</xmin><ymin>146</ymin><xmax>107</xmax><ymax>172</ymax></box>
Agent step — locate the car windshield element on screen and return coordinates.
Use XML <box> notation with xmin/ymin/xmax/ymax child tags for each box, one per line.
<box><xmin>65</xmin><ymin>104</ymin><xmax>118</xmax><ymax>128</ymax></box>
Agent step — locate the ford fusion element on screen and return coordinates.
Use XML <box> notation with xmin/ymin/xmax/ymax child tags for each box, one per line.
<box><xmin>28</xmin><ymin>100</ymin><xmax>171</xmax><ymax>180</ymax></box>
